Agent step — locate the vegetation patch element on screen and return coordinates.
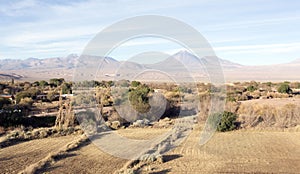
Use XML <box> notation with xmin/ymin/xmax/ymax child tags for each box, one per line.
<box><xmin>208</xmin><ymin>111</ymin><xmax>238</xmax><ymax>132</ymax></box>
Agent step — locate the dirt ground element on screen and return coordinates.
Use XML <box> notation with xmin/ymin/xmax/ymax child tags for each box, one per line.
<box><xmin>138</xmin><ymin>127</ymin><xmax>300</xmax><ymax>173</ymax></box>
<box><xmin>41</xmin><ymin>128</ymin><xmax>171</xmax><ymax>174</ymax></box>
<box><xmin>1</xmin><ymin>127</ymin><xmax>300</xmax><ymax>173</ymax></box>
<box><xmin>0</xmin><ymin>135</ymin><xmax>78</xmax><ymax>174</ymax></box>
<box><xmin>39</xmin><ymin>141</ymin><xmax>128</xmax><ymax>174</ymax></box>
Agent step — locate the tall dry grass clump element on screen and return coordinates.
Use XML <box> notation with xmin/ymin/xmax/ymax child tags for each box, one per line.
<box><xmin>238</xmin><ymin>102</ymin><xmax>300</xmax><ymax>129</ymax></box>
<box><xmin>55</xmin><ymin>91</ymin><xmax>75</xmax><ymax>130</ymax></box>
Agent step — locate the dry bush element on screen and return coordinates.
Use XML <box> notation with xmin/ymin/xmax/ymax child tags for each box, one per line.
<box><xmin>250</xmin><ymin>91</ymin><xmax>261</xmax><ymax>99</ymax></box>
<box><xmin>267</xmin><ymin>92</ymin><xmax>290</xmax><ymax>98</ymax></box>
<box><xmin>1</xmin><ymin>126</ymin><xmax>83</xmax><ymax>148</ymax></box>
<box><xmin>225</xmin><ymin>101</ymin><xmax>240</xmax><ymax>113</ymax></box>
<box><xmin>238</xmin><ymin>102</ymin><xmax>300</xmax><ymax>129</ymax></box>
<box><xmin>198</xmin><ymin>92</ymin><xmax>211</xmax><ymax>121</ymax></box>
<box><xmin>198</xmin><ymin>92</ymin><xmax>226</xmax><ymax>122</ymax></box>
<box><xmin>19</xmin><ymin>97</ymin><xmax>34</xmax><ymax>107</ymax></box>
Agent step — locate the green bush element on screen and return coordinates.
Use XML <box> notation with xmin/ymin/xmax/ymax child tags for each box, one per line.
<box><xmin>49</xmin><ymin>78</ymin><xmax>65</xmax><ymax>87</ymax></box>
<box><xmin>39</xmin><ymin>80</ymin><xmax>48</xmax><ymax>88</ymax></box>
<box><xmin>208</xmin><ymin>111</ymin><xmax>238</xmax><ymax>132</ymax></box>
<box><xmin>16</xmin><ymin>91</ymin><xmax>32</xmax><ymax>103</ymax></box>
<box><xmin>277</xmin><ymin>83</ymin><xmax>292</xmax><ymax>94</ymax></box>
<box><xmin>129</xmin><ymin>84</ymin><xmax>151</xmax><ymax>113</ymax></box>
<box><xmin>61</xmin><ymin>82</ymin><xmax>72</xmax><ymax>94</ymax></box>
<box><xmin>246</xmin><ymin>85</ymin><xmax>257</xmax><ymax>92</ymax></box>
<box><xmin>131</xmin><ymin>80</ymin><xmax>141</xmax><ymax>87</ymax></box>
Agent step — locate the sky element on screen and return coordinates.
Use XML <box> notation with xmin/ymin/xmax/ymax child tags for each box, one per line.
<box><xmin>0</xmin><ymin>0</ymin><xmax>300</xmax><ymax>65</ymax></box>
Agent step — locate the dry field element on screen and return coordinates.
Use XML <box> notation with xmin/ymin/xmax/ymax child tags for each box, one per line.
<box><xmin>0</xmin><ymin>135</ymin><xmax>78</xmax><ymax>173</ymax></box>
<box><xmin>138</xmin><ymin>126</ymin><xmax>300</xmax><ymax>173</ymax></box>
<box><xmin>1</xmin><ymin>126</ymin><xmax>300</xmax><ymax>173</ymax></box>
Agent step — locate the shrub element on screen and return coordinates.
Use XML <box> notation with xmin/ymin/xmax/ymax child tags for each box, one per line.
<box><xmin>19</xmin><ymin>97</ymin><xmax>34</xmax><ymax>107</ymax></box>
<box><xmin>128</xmin><ymin>84</ymin><xmax>151</xmax><ymax>113</ymax></box>
<box><xmin>39</xmin><ymin>80</ymin><xmax>49</xmax><ymax>88</ymax></box>
<box><xmin>47</xmin><ymin>90</ymin><xmax>57</xmax><ymax>102</ymax></box>
<box><xmin>208</xmin><ymin>111</ymin><xmax>238</xmax><ymax>132</ymax></box>
<box><xmin>49</xmin><ymin>78</ymin><xmax>65</xmax><ymax>87</ymax></box>
<box><xmin>61</xmin><ymin>82</ymin><xmax>72</xmax><ymax>94</ymax></box>
<box><xmin>16</xmin><ymin>91</ymin><xmax>31</xmax><ymax>103</ymax></box>
<box><xmin>277</xmin><ymin>83</ymin><xmax>292</xmax><ymax>94</ymax></box>
<box><xmin>246</xmin><ymin>85</ymin><xmax>257</xmax><ymax>92</ymax></box>
<box><xmin>15</xmin><ymin>88</ymin><xmax>41</xmax><ymax>103</ymax></box>
<box><xmin>131</xmin><ymin>80</ymin><xmax>141</xmax><ymax>87</ymax></box>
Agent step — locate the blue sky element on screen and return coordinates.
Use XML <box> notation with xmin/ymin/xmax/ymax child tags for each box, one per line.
<box><xmin>0</xmin><ymin>0</ymin><xmax>300</xmax><ymax>65</ymax></box>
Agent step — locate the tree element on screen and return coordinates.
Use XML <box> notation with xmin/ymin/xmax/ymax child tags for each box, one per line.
<box><xmin>39</xmin><ymin>80</ymin><xmax>48</xmax><ymax>88</ymax></box>
<box><xmin>61</xmin><ymin>82</ymin><xmax>72</xmax><ymax>94</ymax></box>
<box><xmin>49</xmin><ymin>78</ymin><xmax>65</xmax><ymax>87</ymax></box>
<box><xmin>277</xmin><ymin>83</ymin><xmax>292</xmax><ymax>94</ymax></box>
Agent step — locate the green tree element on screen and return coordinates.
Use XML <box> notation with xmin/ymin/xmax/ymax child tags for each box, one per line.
<box><xmin>49</xmin><ymin>78</ymin><xmax>65</xmax><ymax>87</ymax></box>
<box><xmin>277</xmin><ymin>83</ymin><xmax>292</xmax><ymax>94</ymax></box>
<box><xmin>61</xmin><ymin>82</ymin><xmax>72</xmax><ymax>94</ymax></box>
<box><xmin>39</xmin><ymin>80</ymin><xmax>49</xmax><ymax>88</ymax></box>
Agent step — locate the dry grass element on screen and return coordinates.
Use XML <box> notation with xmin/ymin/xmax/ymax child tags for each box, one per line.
<box><xmin>18</xmin><ymin>135</ymin><xmax>88</xmax><ymax>174</ymax></box>
<box><xmin>0</xmin><ymin>126</ymin><xmax>83</xmax><ymax>148</ymax></box>
<box><xmin>0</xmin><ymin>135</ymin><xmax>79</xmax><ymax>174</ymax></box>
<box><xmin>136</xmin><ymin>125</ymin><xmax>300</xmax><ymax>173</ymax></box>
<box><xmin>238</xmin><ymin>99</ymin><xmax>300</xmax><ymax>129</ymax></box>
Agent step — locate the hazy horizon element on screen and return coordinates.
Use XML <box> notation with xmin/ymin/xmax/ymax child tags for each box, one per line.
<box><xmin>0</xmin><ymin>50</ymin><xmax>298</xmax><ymax>67</ymax></box>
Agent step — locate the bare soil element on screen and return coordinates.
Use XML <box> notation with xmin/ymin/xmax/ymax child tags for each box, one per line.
<box><xmin>0</xmin><ymin>135</ymin><xmax>78</xmax><ymax>174</ymax></box>
<box><xmin>39</xmin><ymin>141</ymin><xmax>127</xmax><ymax>174</ymax></box>
<box><xmin>1</xmin><ymin>127</ymin><xmax>300</xmax><ymax>173</ymax></box>
<box><xmin>116</xmin><ymin>127</ymin><xmax>170</xmax><ymax>140</ymax></box>
<box><xmin>138</xmin><ymin>126</ymin><xmax>300</xmax><ymax>173</ymax></box>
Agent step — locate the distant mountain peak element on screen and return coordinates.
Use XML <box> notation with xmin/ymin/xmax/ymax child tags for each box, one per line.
<box><xmin>171</xmin><ymin>50</ymin><xmax>202</xmax><ymax>65</ymax></box>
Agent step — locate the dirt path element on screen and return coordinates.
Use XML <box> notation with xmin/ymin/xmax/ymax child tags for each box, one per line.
<box><xmin>139</xmin><ymin>127</ymin><xmax>300</xmax><ymax>173</ymax></box>
<box><xmin>0</xmin><ymin>135</ymin><xmax>79</xmax><ymax>174</ymax></box>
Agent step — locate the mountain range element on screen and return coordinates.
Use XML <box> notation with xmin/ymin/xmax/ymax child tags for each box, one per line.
<box><xmin>0</xmin><ymin>51</ymin><xmax>299</xmax><ymax>82</ymax></box>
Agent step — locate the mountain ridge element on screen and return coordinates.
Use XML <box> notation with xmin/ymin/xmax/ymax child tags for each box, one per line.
<box><xmin>0</xmin><ymin>51</ymin><xmax>299</xmax><ymax>82</ymax></box>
